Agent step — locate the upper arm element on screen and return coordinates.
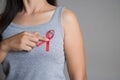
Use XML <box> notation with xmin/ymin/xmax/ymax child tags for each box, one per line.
<box><xmin>62</xmin><ymin>8</ymin><xmax>87</xmax><ymax>80</ymax></box>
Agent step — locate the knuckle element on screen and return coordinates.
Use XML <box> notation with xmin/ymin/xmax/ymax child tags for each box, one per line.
<box><xmin>21</xmin><ymin>34</ymin><xmax>25</xmax><ymax>38</ymax></box>
<box><xmin>23</xmin><ymin>31</ymin><xmax>27</xmax><ymax>34</ymax></box>
<box><xmin>28</xmin><ymin>47</ymin><xmax>32</xmax><ymax>51</ymax></box>
<box><xmin>32</xmin><ymin>43</ymin><xmax>35</xmax><ymax>47</ymax></box>
<box><xmin>33</xmin><ymin>43</ymin><xmax>36</xmax><ymax>47</ymax></box>
<box><xmin>20</xmin><ymin>38</ymin><xmax>24</xmax><ymax>43</ymax></box>
<box><xmin>30</xmin><ymin>43</ymin><xmax>36</xmax><ymax>48</ymax></box>
<box><xmin>21</xmin><ymin>34</ymin><xmax>27</xmax><ymax>40</ymax></box>
<box><xmin>23</xmin><ymin>31</ymin><xmax>28</xmax><ymax>35</ymax></box>
<box><xmin>34</xmin><ymin>38</ymin><xmax>39</xmax><ymax>42</ymax></box>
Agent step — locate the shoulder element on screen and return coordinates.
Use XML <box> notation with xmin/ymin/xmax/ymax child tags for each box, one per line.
<box><xmin>61</xmin><ymin>7</ymin><xmax>80</xmax><ymax>33</ymax></box>
<box><xmin>61</xmin><ymin>7</ymin><xmax>79</xmax><ymax>27</ymax></box>
<box><xmin>62</xmin><ymin>7</ymin><xmax>78</xmax><ymax>23</ymax></box>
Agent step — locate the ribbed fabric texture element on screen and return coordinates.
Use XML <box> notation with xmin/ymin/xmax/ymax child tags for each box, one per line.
<box><xmin>1</xmin><ymin>6</ymin><xmax>67</xmax><ymax>80</ymax></box>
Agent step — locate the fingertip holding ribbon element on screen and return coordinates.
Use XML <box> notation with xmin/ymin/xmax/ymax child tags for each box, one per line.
<box><xmin>36</xmin><ymin>29</ymin><xmax>55</xmax><ymax>52</ymax></box>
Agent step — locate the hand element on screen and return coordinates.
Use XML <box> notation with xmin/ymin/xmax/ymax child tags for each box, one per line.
<box><xmin>0</xmin><ymin>31</ymin><xmax>49</xmax><ymax>52</ymax></box>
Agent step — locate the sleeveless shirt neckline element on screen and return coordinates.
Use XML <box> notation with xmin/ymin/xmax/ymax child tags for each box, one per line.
<box><xmin>10</xmin><ymin>6</ymin><xmax>60</xmax><ymax>28</ymax></box>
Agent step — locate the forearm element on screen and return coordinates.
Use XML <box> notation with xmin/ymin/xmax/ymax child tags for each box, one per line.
<box><xmin>0</xmin><ymin>49</ymin><xmax>8</xmax><ymax>63</ymax></box>
<box><xmin>0</xmin><ymin>42</ymin><xmax>9</xmax><ymax>63</ymax></box>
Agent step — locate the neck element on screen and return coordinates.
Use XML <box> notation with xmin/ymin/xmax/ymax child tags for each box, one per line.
<box><xmin>23</xmin><ymin>0</ymin><xmax>50</xmax><ymax>14</ymax></box>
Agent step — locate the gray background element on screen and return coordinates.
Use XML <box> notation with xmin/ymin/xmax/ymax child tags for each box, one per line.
<box><xmin>0</xmin><ymin>0</ymin><xmax>120</xmax><ymax>80</ymax></box>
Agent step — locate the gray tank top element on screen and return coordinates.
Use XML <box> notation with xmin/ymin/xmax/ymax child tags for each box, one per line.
<box><xmin>1</xmin><ymin>6</ymin><xmax>67</xmax><ymax>80</ymax></box>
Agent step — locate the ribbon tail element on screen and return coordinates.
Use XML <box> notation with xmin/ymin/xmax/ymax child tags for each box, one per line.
<box><xmin>46</xmin><ymin>41</ymin><xmax>50</xmax><ymax>52</ymax></box>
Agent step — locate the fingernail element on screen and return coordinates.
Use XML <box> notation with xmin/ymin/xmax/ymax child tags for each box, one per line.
<box><xmin>46</xmin><ymin>38</ymin><xmax>50</xmax><ymax>41</ymax></box>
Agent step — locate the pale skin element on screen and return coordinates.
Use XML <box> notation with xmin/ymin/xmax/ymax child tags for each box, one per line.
<box><xmin>0</xmin><ymin>0</ymin><xmax>87</xmax><ymax>80</ymax></box>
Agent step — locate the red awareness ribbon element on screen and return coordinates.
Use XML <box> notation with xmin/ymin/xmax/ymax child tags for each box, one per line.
<box><xmin>36</xmin><ymin>30</ymin><xmax>55</xmax><ymax>52</ymax></box>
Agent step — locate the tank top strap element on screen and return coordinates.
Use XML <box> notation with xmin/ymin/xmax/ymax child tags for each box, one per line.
<box><xmin>57</xmin><ymin>6</ymin><xmax>66</xmax><ymax>24</ymax></box>
<box><xmin>51</xmin><ymin>6</ymin><xmax>65</xmax><ymax>23</ymax></box>
<box><xmin>51</xmin><ymin>6</ymin><xmax>66</xmax><ymax>39</ymax></box>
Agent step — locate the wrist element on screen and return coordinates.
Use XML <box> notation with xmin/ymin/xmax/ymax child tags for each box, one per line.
<box><xmin>0</xmin><ymin>40</ymin><xmax>10</xmax><ymax>53</ymax></box>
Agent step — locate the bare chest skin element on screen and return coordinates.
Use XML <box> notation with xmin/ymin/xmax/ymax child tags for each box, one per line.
<box><xmin>12</xmin><ymin>6</ymin><xmax>57</xmax><ymax>26</ymax></box>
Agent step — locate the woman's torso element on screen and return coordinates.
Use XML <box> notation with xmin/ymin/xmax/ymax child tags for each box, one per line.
<box><xmin>2</xmin><ymin>6</ymin><xmax>66</xmax><ymax>80</ymax></box>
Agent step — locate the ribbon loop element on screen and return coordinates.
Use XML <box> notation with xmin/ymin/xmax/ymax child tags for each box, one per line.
<box><xmin>36</xmin><ymin>29</ymin><xmax>55</xmax><ymax>52</ymax></box>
